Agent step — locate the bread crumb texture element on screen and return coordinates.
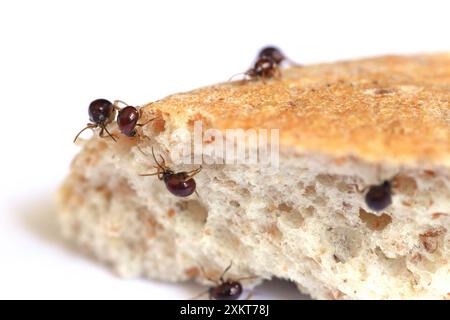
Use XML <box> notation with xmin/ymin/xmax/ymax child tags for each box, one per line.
<box><xmin>58</xmin><ymin>55</ymin><xmax>450</xmax><ymax>299</ymax></box>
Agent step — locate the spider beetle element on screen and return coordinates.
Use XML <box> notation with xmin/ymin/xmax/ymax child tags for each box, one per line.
<box><xmin>73</xmin><ymin>98</ymin><xmax>119</xmax><ymax>143</ymax></box>
<box><xmin>116</xmin><ymin>101</ymin><xmax>158</xmax><ymax>138</ymax></box>
<box><xmin>257</xmin><ymin>45</ymin><xmax>300</xmax><ymax>67</ymax></box>
<box><xmin>139</xmin><ymin>147</ymin><xmax>202</xmax><ymax>197</ymax></box>
<box><xmin>229</xmin><ymin>55</ymin><xmax>280</xmax><ymax>81</ymax></box>
<box><xmin>194</xmin><ymin>262</ymin><xmax>256</xmax><ymax>300</ymax></box>
<box><xmin>229</xmin><ymin>46</ymin><xmax>292</xmax><ymax>81</ymax></box>
<box><xmin>353</xmin><ymin>179</ymin><xmax>394</xmax><ymax>212</ymax></box>
<box><xmin>364</xmin><ymin>180</ymin><xmax>393</xmax><ymax>212</ymax></box>
<box><xmin>257</xmin><ymin>46</ymin><xmax>286</xmax><ymax>66</ymax></box>
<box><xmin>245</xmin><ymin>55</ymin><xmax>280</xmax><ymax>80</ymax></box>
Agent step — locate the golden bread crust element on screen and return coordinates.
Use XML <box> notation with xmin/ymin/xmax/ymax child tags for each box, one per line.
<box><xmin>142</xmin><ymin>54</ymin><xmax>450</xmax><ymax>166</ymax></box>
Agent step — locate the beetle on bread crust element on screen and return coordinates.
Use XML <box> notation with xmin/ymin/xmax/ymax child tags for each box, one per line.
<box><xmin>117</xmin><ymin>104</ymin><xmax>158</xmax><ymax>138</ymax></box>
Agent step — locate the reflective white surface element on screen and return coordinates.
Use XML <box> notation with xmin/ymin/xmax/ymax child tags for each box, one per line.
<box><xmin>0</xmin><ymin>0</ymin><xmax>448</xmax><ymax>299</ymax></box>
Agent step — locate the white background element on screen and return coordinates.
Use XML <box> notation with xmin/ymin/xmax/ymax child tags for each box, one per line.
<box><xmin>0</xmin><ymin>0</ymin><xmax>448</xmax><ymax>299</ymax></box>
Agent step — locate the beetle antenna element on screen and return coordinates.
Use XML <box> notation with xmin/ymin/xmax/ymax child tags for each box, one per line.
<box><xmin>219</xmin><ymin>261</ymin><xmax>233</xmax><ymax>282</ymax></box>
<box><xmin>73</xmin><ymin>123</ymin><xmax>95</xmax><ymax>143</ymax></box>
<box><xmin>228</xmin><ymin>71</ymin><xmax>248</xmax><ymax>82</ymax></box>
<box><xmin>102</xmin><ymin>125</ymin><xmax>117</xmax><ymax>142</ymax></box>
<box><xmin>151</xmin><ymin>147</ymin><xmax>166</xmax><ymax>171</ymax></box>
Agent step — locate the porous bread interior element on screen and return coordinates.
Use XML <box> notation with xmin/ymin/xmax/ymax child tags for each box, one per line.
<box><xmin>59</xmin><ymin>54</ymin><xmax>450</xmax><ymax>299</ymax></box>
<box><xmin>58</xmin><ymin>131</ymin><xmax>450</xmax><ymax>300</ymax></box>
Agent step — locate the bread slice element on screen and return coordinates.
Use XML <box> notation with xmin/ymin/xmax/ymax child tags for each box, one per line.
<box><xmin>57</xmin><ymin>54</ymin><xmax>450</xmax><ymax>300</ymax></box>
